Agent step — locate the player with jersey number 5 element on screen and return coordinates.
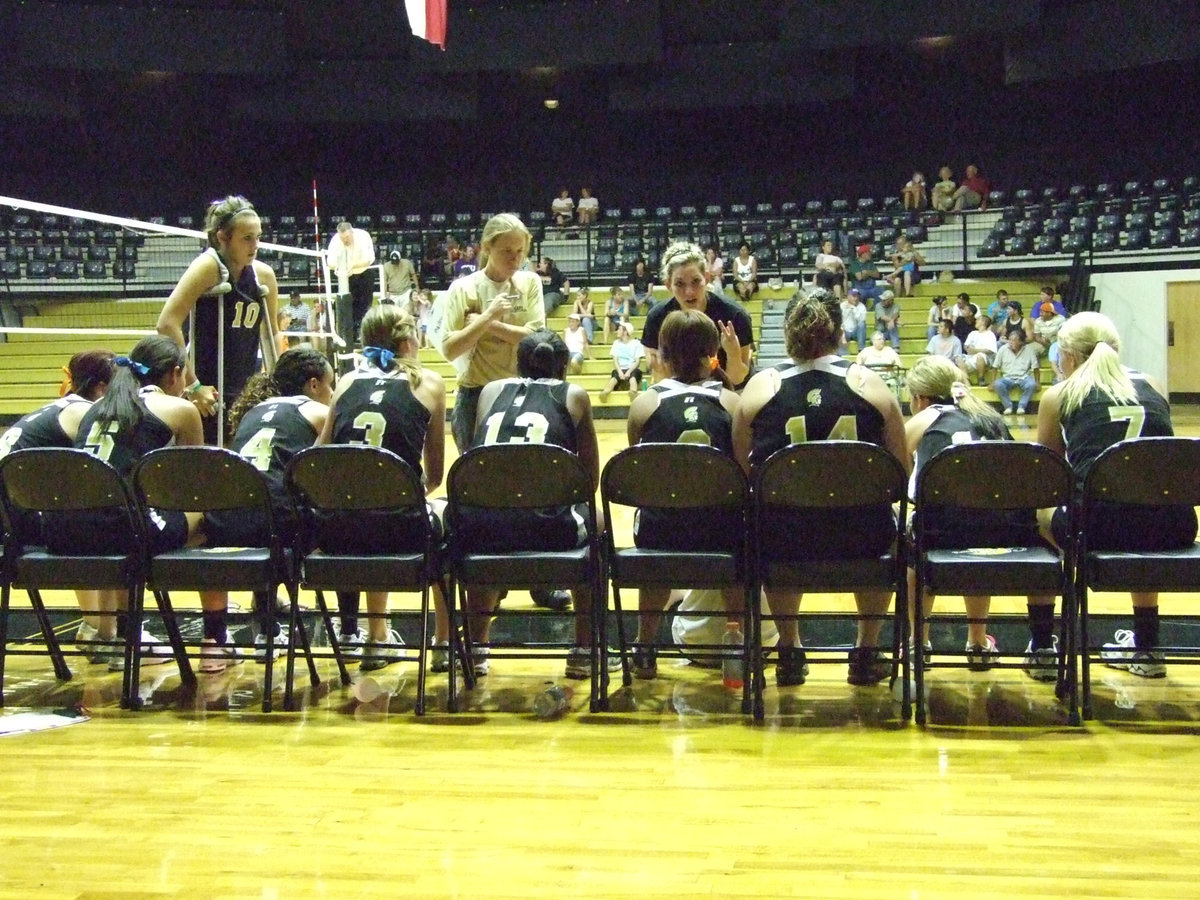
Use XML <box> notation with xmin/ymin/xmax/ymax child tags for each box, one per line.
<box><xmin>456</xmin><ymin>330</ymin><xmax>605</xmax><ymax>681</ymax></box>
<box><xmin>1026</xmin><ymin>311</ymin><xmax>1197</xmax><ymax>681</ymax></box>
<box><xmin>733</xmin><ymin>288</ymin><xmax>909</xmax><ymax>689</ymax></box>
<box><xmin>318</xmin><ymin>304</ymin><xmax>448</xmax><ymax>670</ymax></box>
<box><xmin>157</xmin><ymin>195</ymin><xmax>282</xmax><ymax>446</ymax></box>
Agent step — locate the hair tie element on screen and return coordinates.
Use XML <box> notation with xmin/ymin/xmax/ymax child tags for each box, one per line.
<box><xmin>950</xmin><ymin>382</ymin><xmax>968</xmax><ymax>402</ymax></box>
<box><xmin>59</xmin><ymin>364</ymin><xmax>72</xmax><ymax>397</ymax></box>
<box><xmin>709</xmin><ymin>355</ymin><xmax>719</xmax><ymax>372</ymax></box>
<box><xmin>362</xmin><ymin>346</ymin><xmax>396</xmax><ymax>370</ymax></box>
<box><xmin>114</xmin><ymin>356</ymin><xmax>150</xmax><ymax>376</ymax></box>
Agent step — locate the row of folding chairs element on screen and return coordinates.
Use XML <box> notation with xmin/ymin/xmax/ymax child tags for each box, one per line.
<box><xmin>2</xmin><ymin>437</ymin><xmax>1198</xmax><ymax>724</ymax></box>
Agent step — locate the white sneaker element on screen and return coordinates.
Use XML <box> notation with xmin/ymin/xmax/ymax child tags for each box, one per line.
<box><xmin>253</xmin><ymin>627</ymin><xmax>289</xmax><ymax>664</ymax></box>
<box><xmin>430</xmin><ymin>640</ymin><xmax>450</xmax><ymax>674</ymax></box>
<box><xmin>199</xmin><ymin>638</ymin><xmax>245</xmax><ymax>674</ymax></box>
<box><xmin>75</xmin><ymin>622</ymin><xmax>100</xmax><ymax>645</ymax></box>
<box><xmin>337</xmin><ymin>630</ymin><xmax>366</xmax><ymax>659</ymax></box>
<box><xmin>1102</xmin><ymin>628</ymin><xmax>1166</xmax><ymax>678</ymax></box>
<box><xmin>360</xmin><ymin>629</ymin><xmax>405</xmax><ymax>672</ymax></box>
<box><xmin>1023</xmin><ymin>636</ymin><xmax>1058</xmax><ymax>682</ymax></box>
<box><xmin>469</xmin><ymin>646</ymin><xmax>490</xmax><ymax>677</ymax></box>
<box><xmin>135</xmin><ymin>627</ymin><xmax>174</xmax><ymax>668</ymax></box>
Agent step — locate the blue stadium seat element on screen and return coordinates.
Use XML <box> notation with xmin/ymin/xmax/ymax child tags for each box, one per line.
<box><xmin>1033</xmin><ymin>234</ymin><xmax>1060</xmax><ymax>255</ymax></box>
<box><xmin>1092</xmin><ymin>230</ymin><xmax>1119</xmax><ymax>252</ymax></box>
<box><xmin>0</xmin><ymin>260</ymin><xmax>19</xmax><ymax>279</ymax></box>
<box><xmin>1062</xmin><ymin>232</ymin><xmax>1091</xmax><ymax>252</ymax></box>
<box><xmin>54</xmin><ymin>260</ymin><xmax>79</xmax><ymax>278</ymax></box>
<box><xmin>728</xmin><ymin>204</ymin><xmax>748</xmax><ymax>217</ymax></box>
<box><xmin>1014</xmin><ymin>219</ymin><xmax>1042</xmax><ymax>237</ymax></box>
<box><xmin>703</xmin><ymin>205</ymin><xmax>723</xmax><ymax>219</ymax></box>
<box><xmin>1148</xmin><ymin>227</ymin><xmax>1178</xmax><ymax>248</ymax></box>
<box><xmin>1180</xmin><ymin>226</ymin><xmax>1200</xmax><ymax>247</ymax></box>
<box><xmin>779</xmin><ymin>202</ymin><xmax>798</xmax><ymax>216</ymax></box>
<box><xmin>1068</xmin><ymin>184</ymin><xmax>1089</xmax><ymax>201</ymax></box>
<box><xmin>33</xmin><ymin>245</ymin><xmax>56</xmax><ymax>262</ymax></box>
<box><xmin>27</xmin><ymin>260</ymin><xmax>50</xmax><ymax>278</ymax></box>
<box><xmin>83</xmin><ymin>260</ymin><xmax>107</xmax><ymax>278</ymax></box>
<box><xmin>88</xmin><ymin>246</ymin><xmax>111</xmax><ymax>262</ymax></box>
<box><xmin>804</xmin><ymin>200</ymin><xmax>824</xmax><ymax>216</ymax></box>
<box><xmin>905</xmin><ymin>225</ymin><xmax>928</xmax><ymax>242</ymax></box>
<box><xmin>1003</xmin><ymin>235</ymin><xmax>1032</xmax><ymax>255</ymax></box>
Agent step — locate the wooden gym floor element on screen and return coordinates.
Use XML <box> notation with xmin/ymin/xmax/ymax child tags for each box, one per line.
<box><xmin>3</xmin><ymin>416</ymin><xmax>1200</xmax><ymax>898</ymax></box>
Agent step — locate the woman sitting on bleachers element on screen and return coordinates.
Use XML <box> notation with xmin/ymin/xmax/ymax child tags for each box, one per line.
<box><xmin>623</xmin><ymin>309</ymin><xmax>741</xmax><ymax>679</ymax></box>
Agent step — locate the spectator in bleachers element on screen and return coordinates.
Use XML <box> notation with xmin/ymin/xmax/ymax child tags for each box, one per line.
<box><xmin>629</xmin><ymin>258</ymin><xmax>654</xmax><ymax>314</ymax></box>
<box><xmin>902</xmin><ymin>171</ymin><xmax>927</xmax><ymax>210</ymax></box>
<box><xmin>732</xmin><ymin>288</ymin><xmax>909</xmax><ymax>688</ymax></box>
<box><xmin>409</xmin><ymin>287</ymin><xmax>433</xmax><ymax>348</ymax></box>
<box><xmin>537</xmin><ymin>256</ymin><xmax>570</xmax><ymax>316</ymax></box>
<box><xmin>951</xmin><ymin>164</ymin><xmax>991</xmax><ymax>211</ymax></box>
<box><xmin>1000</xmin><ymin>299</ymin><xmax>1031</xmax><ymax>341</ymax></box>
<box><xmin>604</xmin><ymin>286</ymin><xmax>629</xmax><ymax>344</ymax></box>
<box><xmin>563</xmin><ymin>313</ymin><xmax>589</xmax><ymax>375</ymax></box>
<box><xmin>442</xmin><ymin>235</ymin><xmax>462</xmax><ymax>278</ymax></box>
<box><xmin>930</xmin><ymin>166</ymin><xmax>957</xmax><ymax>212</ymax></box>
<box><xmin>840</xmin><ymin>289</ymin><xmax>869</xmax><ymax>355</ymax></box>
<box><xmin>158</xmin><ymin>195</ymin><xmax>280</xmax><ymax>446</ymax></box>
<box><xmin>643</xmin><ymin>241</ymin><xmax>755</xmax><ymax>389</ymax></box>
<box><xmin>874</xmin><ymin>289</ymin><xmax>902</xmax><ymax>349</ymax></box>
<box><xmin>572</xmin><ymin>286</ymin><xmax>596</xmax><ymax>343</ymax></box>
<box><xmin>951</xmin><ymin>301</ymin><xmax>977</xmax><ymax>347</ymax></box>
<box><xmin>704</xmin><ymin>246</ymin><xmax>725</xmax><ymax>292</ymax></box>
<box><xmin>991</xmin><ymin>329</ymin><xmax>1040</xmax><ymax>416</ymax></box>
<box><xmin>1031</xmin><ymin>300</ymin><xmax>1067</xmax><ymax>358</ymax></box>
<box><xmin>986</xmin><ymin>289</ymin><xmax>1010</xmax><ymax>335</ymax></box>
<box><xmin>453</xmin><ymin>243</ymin><xmax>478</xmax><ymax>278</ymax></box>
<box><xmin>848</xmin><ymin>244</ymin><xmax>885</xmax><ymax>306</ymax></box>
<box><xmin>925</xmin><ymin>318</ymin><xmax>964</xmax><ymax>365</ymax></box>
<box><xmin>857</xmin><ymin>331</ymin><xmax>902</xmax><ymax>370</ymax></box>
<box><xmin>926</xmin><ymin>295</ymin><xmax>949</xmax><ymax>339</ymax></box>
<box><xmin>382</xmin><ymin>249</ymin><xmax>419</xmax><ymax>304</ymax></box>
<box><xmin>731</xmin><ymin>243</ymin><xmax>759</xmax><ymax>304</ymax></box>
<box><xmin>576</xmin><ymin>187</ymin><xmax>599</xmax><ymax>225</ymax></box>
<box><xmin>887</xmin><ymin>234</ymin><xmax>925</xmax><ymax>298</ymax></box>
<box><xmin>281</xmin><ymin>290</ymin><xmax>311</xmax><ymax>347</ymax></box>
<box><xmin>961</xmin><ymin>314</ymin><xmax>998</xmax><ymax>384</ymax></box>
<box><xmin>422</xmin><ymin>238</ymin><xmax>446</xmax><ymax>285</ymax></box>
<box><xmin>1031</xmin><ymin>285</ymin><xmax>1068</xmax><ymax>319</ymax></box>
<box><xmin>814</xmin><ymin>239</ymin><xmax>847</xmax><ymax>298</ymax></box>
<box><xmin>552</xmin><ymin>188</ymin><xmax>575</xmax><ymax>226</ymax></box>
<box><xmin>599</xmin><ymin>321</ymin><xmax>645</xmax><ymax>402</ymax></box>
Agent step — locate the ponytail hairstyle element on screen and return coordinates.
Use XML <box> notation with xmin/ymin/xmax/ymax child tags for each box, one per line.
<box><xmin>659</xmin><ymin>241</ymin><xmax>706</xmax><ymax>283</ymax></box>
<box><xmin>92</xmin><ymin>335</ymin><xmax>187</xmax><ymax>435</ymax></box>
<box><xmin>358</xmin><ymin>304</ymin><xmax>424</xmax><ymax>387</ymax></box>
<box><xmin>906</xmin><ymin>355</ymin><xmax>1005</xmax><ymax>439</ymax></box>
<box><xmin>1055</xmin><ymin>310</ymin><xmax>1137</xmax><ymax>416</ymax></box>
<box><xmin>60</xmin><ymin>349</ymin><xmax>116</xmax><ymax>400</ymax></box>
<box><xmin>784</xmin><ymin>287</ymin><xmax>843</xmax><ymax>361</ymax></box>
<box><xmin>204</xmin><ymin>195</ymin><xmax>259</xmax><ymax>250</ymax></box>
<box><xmin>658</xmin><ymin>309</ymin><xmax>730</xmax><ymax>387</ymax></box>
<box><xmin>226</xmin><ymin>346</ymin><xmax>332</xmax><ymax>438</ymax></box>
<box><xmin>478</xmin><ymin>213</ymin><xmax>531</xmax><ymax>267</ymax></box>
<box><xmin>516</xmin><ymin>329</ymin><xmax>569</xmax><ymax>380</ymax></box>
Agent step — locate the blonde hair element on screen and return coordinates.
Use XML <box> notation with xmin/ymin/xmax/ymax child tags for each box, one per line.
<box><xmin>359</xmin><ymin>304</ymin><xmax>424</xmax><ymax>387</ymax></box>
<box><xmin>907</xmin><ymin>355</ymin><xmax>1003</xmax><ymax>433</ymax></box>
<box><xmin>783</xmin><ymin>288</ymin><xmax>841</xmax><ymax>360</ymax></box>
<box><xmin>1055</xmin><ymin>311</ymin><xmax>1136</xmax><ymax>415</ymax></box>
<box><xmin>659</xmin><ymin>241</ymin><xmax>705</xmax><ymax>283</ymax></box>
<box><xmin>478</xmin><ymin>213</ymin><xmax>531</xmax><ymax>266</ymax></box>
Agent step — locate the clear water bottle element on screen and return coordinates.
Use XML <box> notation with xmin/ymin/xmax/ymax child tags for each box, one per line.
<box><xmin>533</xmin><ymin>682</ymin><xmax>572</xmax><ymax>719</ymax></box>
<box><xmin>722</xmin><ymin>622</ymin><xmax>744</xmax><ymax>689</ymax></box>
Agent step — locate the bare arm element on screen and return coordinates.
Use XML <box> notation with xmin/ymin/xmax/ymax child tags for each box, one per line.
<box><xmin>566</xmin><ymin>384</ymin><xmax>600</xmax><ymax>490</ymax></box>
<box><xmin>420</xmin><ymin>372</ymin><xmax>446</xmax><ymax>492</ymax></box>
<box><xmin>443</xmin><ymin>294</ymin><xmax>510</xmax><ymax>361</ymax></box>
<box><xmin>157</xmin><ymin>252</ymin><xmax>222</xmax><ymax>386</ymax></box>
<box><xmin>1035</xmin><ymin>383</ymin><xmax>1066</xmax><ymax>455</ymax></box>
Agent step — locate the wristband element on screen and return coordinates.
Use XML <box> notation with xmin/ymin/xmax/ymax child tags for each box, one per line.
<box><xmin>185</xmin><ymin>380</ymin><xmax>203</xmax><ymax>396</ymax></box>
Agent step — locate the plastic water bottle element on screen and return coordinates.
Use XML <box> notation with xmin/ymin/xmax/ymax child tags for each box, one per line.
<box><xmin>722</xmin><ymin>622</ymin><xmax>744</xmax><ymax>689</ymax></box>
<box><xmin>533</xmin><ymin>682</ymin><xmax>572</xmax><ymax>719</ymax></box>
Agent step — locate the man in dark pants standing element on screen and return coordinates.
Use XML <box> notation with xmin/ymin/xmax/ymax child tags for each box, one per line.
<box><xmin>327</xmin><ymin>220</ymin><xmax>376</xmax><ymax>373</ymax></box>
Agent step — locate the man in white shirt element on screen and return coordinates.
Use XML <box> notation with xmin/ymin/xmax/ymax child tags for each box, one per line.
<box><xmin>326</xmin><ymin>220</ymin><xmax>376</xmax><ymax>371</ymax></box>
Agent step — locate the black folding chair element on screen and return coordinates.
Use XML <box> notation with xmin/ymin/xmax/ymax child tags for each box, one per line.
<box><xmin>445</xmin><ymin>444</ymin><xmax>604</xmax><ymax>713</ymax></box>
<box><xmin>0</xmin><ymin>448</ymin><xmax>186</xmax><ymax>708</ymax></box>
<box><xmin>750</xmin><ymin>441</ymin><xmax>910</xmax><ymax>722</ymax></box>
<box><xmin>911</xmin><ymin>442</ymin><xmax>1078</xmax><ymax>726</ymax></box>
<box><xmin>132</xmin><ymin>446</ymin><xmax>316</xmax><ymax>712</ymax></box>
<box><xmin>1077</xmin><ymin>437</ymin><xmax>1200</xmax><ymax>719</ymax></box>
<box><xmin>286</xmin><ymin>445</ymin><xmax>464</xmax><ymax>716</ymax></box>
<box><xmin>600</xmin><ymin>443</ymin><xmax>752</xmax><ymax>713</ymax></box>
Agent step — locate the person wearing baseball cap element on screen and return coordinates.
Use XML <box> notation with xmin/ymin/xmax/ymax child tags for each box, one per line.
<box><xmin>840</xmin><ymin>287</ymin><xmax>869</xmax><ymax>355</ymax></box>
<box><xmin>847</xmin><ymin>244</ymin><xmax>884</xmax><ymax>307</ymax></box>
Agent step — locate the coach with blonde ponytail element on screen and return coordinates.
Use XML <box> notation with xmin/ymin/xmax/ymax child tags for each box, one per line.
<box><xmin>1029</xmin><ymin>311</ymin><xmax>1197</xmax><ymax>680</ymax></box>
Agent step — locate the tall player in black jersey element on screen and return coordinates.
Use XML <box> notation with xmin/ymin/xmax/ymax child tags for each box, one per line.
<box><xmin>0</xmin><ymin>350</ymin><xmax>131</xmax><ymax>665</ymax></box>
<box><xmin>905</xmin><ymin>355</ymin><xmax>1027</xmax><ymax>670</ymax></box>
<box><xmin>733</xmin><ymin>289</ymin><xmax>909</xmax><ymax>687</ymax></box>
<box><xmin>623</xmin><ymin>309</ymin><xmax>741</xmax><ymax>679</ymax></box>
<box><xmin>158</xmin><ymin>196</ymin><xmax>282</xmax><ymax>446</ymax></box>
<box><xmin>65</xmin><ymin>337</ymin><xmax>204</xmax><ymax>667</ymax></box>
<box><xmin>318</xmin><ymin>305</ymin><xmax>446</xmax><ymax>670</ymax></box>
<box><xmin>1032</xmin><ymin>311</ymin><xmax>1196</xmax><ymax>680</ymax></box>
<box><xmin>464</xmin><ymin>331</ymin><xmax>602</xmax><ymax>680</ymax></box>
<box><xmin>206</xmin><ymin>347</ymin><xmax>334</xmax><ymax>664</ymax></box>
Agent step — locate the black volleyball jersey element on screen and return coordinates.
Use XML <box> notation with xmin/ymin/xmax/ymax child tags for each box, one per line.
<box><xmin>0</xmin><ymin>395</ymin><xmax>91</xmax><ymax>459</ymax></box>
<box><xmin>911</xmin><ymin>404</ymin><xmax>1012</xmax><ymax>496</ymax></box>
<box><xmin>330</xmin><ymin>369</ymin><xmax>430</xmax><ymax>476</ymax></box>
<box><xmin>475</xmin><ymin>379</ymin><xmax>577</xmax><ymax>452</ymax></box>
<box><xmin>191</xmin><ymin>249</ymin><xmax>265</xmax><ymax>399</ymax></box>
<box><xmin>749</xmin><ymin>357</ymin><xmax>886</xmax><ymax>468</ymax></box>
<box><xmin>639</xmin><ymin>378</ymin><xmax>732</xmax><ymax>453</ymax></box>
<box><xmin>74</xmin><ymin>386</ymin><xmax>175</xmax><ymax>478</ymax></box>
<box><xmin>1061</xmin><ymin>374</ymin><xmax>1174</xmax><ymax>485</ymax></box>
<box><xmin>230</xmin><ymin>396</ymin><xmax>319</xmax><ymax>507</ymax></box>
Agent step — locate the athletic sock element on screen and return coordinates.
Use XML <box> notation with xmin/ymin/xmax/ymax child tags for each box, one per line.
<box><xmin>1027</xmin><ymin>602</ymin><xmax>1055</xmax><ymax>650</ymax></box>
<box><xmin>337</xmin><ymin>591</ymin><xmax>360</xmax><ymax>636</ymax></box>
<box><xmin>202</xmin><ymin>610</ymin><xmax>228</xmax><ymax>643</ymax></box>
<box><xmin>1133</xmin><ymin>606</ymin><xmax>1159</xmax><ymax>650</ymax></box>
<box><xmin>252</xmin><ymin>590</ymin><xmax>281</xmax><ymax>637</ymax></box>
<box><xmin>115</xmin><ymin>612</ymin><xmax>129</xmax><ymax>640</ymax></box>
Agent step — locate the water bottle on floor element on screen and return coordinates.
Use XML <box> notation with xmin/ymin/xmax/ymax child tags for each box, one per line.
<box><xmin>722</xmin><ymin>622</ymin><xmax>744</xmax><ymax>689</ymax></box>
<box><xmin>534</xmin><ymin>682</ymin><xmax>572</xmax><ymax>719</ymax></box>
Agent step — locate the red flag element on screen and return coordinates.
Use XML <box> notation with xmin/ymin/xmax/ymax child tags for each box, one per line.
<box><xmin>406</xmin><ymin>0</ymin><xmax>447</xmax><ymax>49</ymax></box>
